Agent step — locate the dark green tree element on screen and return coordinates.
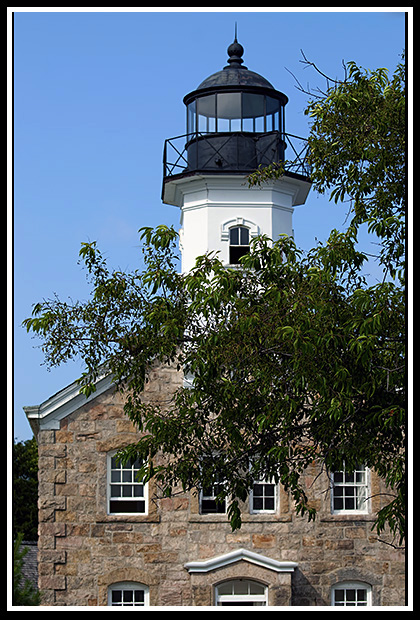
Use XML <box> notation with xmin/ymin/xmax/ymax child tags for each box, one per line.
<box><xmin>13</xmin><ymin>437</ymin><xmax>38</xmax><ymax>542</ymax></box>
<box><xmin>23</xmin><ymin>57</ymin><xmax>406</xmax><ymax>544</ymax></box>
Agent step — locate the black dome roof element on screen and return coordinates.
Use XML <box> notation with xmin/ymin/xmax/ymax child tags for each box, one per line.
<box><xmin>197</xmin><ymin>66</ymin><xmax>274</xmax><ymax>90</ymax></box>
<box><xmin>194</xmin><ymin>37</ymin><xmax>275</xmax><ymax>91</ymax></box>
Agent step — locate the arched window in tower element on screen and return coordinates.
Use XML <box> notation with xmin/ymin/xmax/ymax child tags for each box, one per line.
<box><xmin>229</xmin><ymin>226</ymin><xmax>250</xmax><ymax>264</ymax></box>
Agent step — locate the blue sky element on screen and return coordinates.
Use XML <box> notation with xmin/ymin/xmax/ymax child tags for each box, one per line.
<box><xmin>11</xmin><ymin>9</ymin><xmax>408</xmax><ymax>441</ymax></box>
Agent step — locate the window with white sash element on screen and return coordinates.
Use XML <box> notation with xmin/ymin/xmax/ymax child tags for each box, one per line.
<box><xmin>107</xmin><ymin>452</ymin><xmax>148</xmax><ymax>515</ymax></box>
<box><xmin>108</xmin><ymin>582</ymin><xmax>149</xmax><ymax>606</ymax></box>
<box><xmin>331</xmin><ymin>582</ymin><xmax>371</xmax><ymax>606</ymax></box>
<box><xmin>215</xmin><ymin>579</ymin><xmax>267</xmax><ymax>606</ymax></box>
<box><xmin>331</xmin><ymin>463</ymin><xmax>369</xmax><ymax>514</ymax></box>
<box><xmin>250</xmin><ymin>477</ymin><xmax>277</xmax><ymax>514</ymax></box>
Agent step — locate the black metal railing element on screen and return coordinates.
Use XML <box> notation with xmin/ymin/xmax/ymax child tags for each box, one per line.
<box><xmin>163</xmin><ymin>131</ymin><xmax>311</xmax><ymax>180</ymax></box>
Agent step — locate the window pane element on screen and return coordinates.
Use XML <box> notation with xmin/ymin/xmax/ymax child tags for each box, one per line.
<box><xmin>123</xmin><ymin>590</ymin><xmax>133</xmax><ymax>603</ymax></box>
<box><xmin>201</xmin><ymin>499</ymin><xmax>226</xmax><ymax>513</ymax></box>
<box><xmin>243</xmin><ymin>116</ymin><xmax>254</xmax><ymax>132</ymax></box>
<box><xmin>217</xmin><ymin>582</ymin><xmax>233</xmax><ymax>595</ymax></box>
<box><xmin>356</xmin><ymin>471</ymin><xmax>365</xmax><ymax>483</ymax></box>
<box><xmin>122</xmin><ymin>470</ymin><xmax>132</xmax><ymax>483</ymax></box>
<box><xmin>110</xmin><ymin>484</ymin><xmax>121</xmax><ymax>497</ymax></box>
<box><xmin>111</xmin><ymin>470</ymin><xmax>120</xmax><ymax>483</ymax></box>
<box><xmin>249</xmin><ymin>582</ymin><xmax>265</xmax><ymax>595</ymax></box>
<box><xmin>234</xmin><ymin>580</ymin><xmax>248</xmax><ymax>595</ymax></box>
<box><xmin>187</xmin><ymin>101</ymin><xmax>196</xmax><ymax>134</ymax></box>
<box><xmin>112</xmin><ymin>591</ymin><xmax>122</xmax><ymax>603</ymax></box>
<box><xmin>122</xmin><ymin>485</ymin><xmax>132</xmax><ymax>498</ymax></box>
<box><xmin>230</xmin><ymin>227</ymin><xmax>239</xmax><ymax>246</ymax></box>
<box><xmin>230</xmin><ymin>226</ymin><xmax>249</xmax><ymax>247</ymax></box>
<box><xmin>243</xmin><ymin>93</ymin><xmax>264</xmax><ymax>120</ymax></box>
<box><xmin>240</xmin><ymin>227</ymin><xmax>249</xmax><ymax>245</ymax></box>
<box><xmin>255</xmin><ymin>115</ymin><xmax>264</xmax><ymax>132</ymax></box>
<box><xmin>266</xmin><ymin>97</ymin><xmax>279</xmax><ymax>132</ymax></box>
<box><xmin>344</xmin><ymin>497</ymin><xmax>355</xmax><ymax>510</ymax></box>
<box><xmin>109</xmin><ymin>500</ymin><xmax>145</xmax><ymax>513</ymax></box>
<box><xmin>265</xmin><ymin>497</ymin><xmax>275</xmax><ymax>511</ymax></box>
<box><xmin>134</xmin><ymin>590</ymin><xmax>144</xmax><ymax>603</ymax></box>
<box><xmin>217</xmin><ymin>93</ymin><xmax>241</xmax><ymax>131</ymax></box>
<box><xmin>265</xmin><ymin>484</ymin><xmax>275</xmax><ymax>496</ymax></box>
<box><xmin>217</xmin><ymin>92</ymin><xmax>241</xmax><ymax>120</ymax></box>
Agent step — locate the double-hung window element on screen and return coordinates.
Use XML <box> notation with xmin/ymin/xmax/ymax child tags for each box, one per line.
<box><xmin>107</xmin><ymin>452</ymin><xmax>148</xmax><ymax>515</ymax></box>
<box><xmin>200</xmin><ymin>478</ymin><xmax>226</xmax><ymax>514</ymax></box>
<box><xmin>229</xmin><ymin>226</ymin><xmax>250</xmax><ymax>264</ymax></box>
<box><xmin>250</xmin><ymin>477</ymin><xmax>277</xmax><ymax>514</ymax></box>
<box><xmin>331</xmin><ymin>463</ymin><xmax>369</xmax><ymax>514</ymax></box>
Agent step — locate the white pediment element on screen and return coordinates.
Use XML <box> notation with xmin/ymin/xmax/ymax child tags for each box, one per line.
<box><xmin>23</xmin><ymin>371</ymin><xmax>114</xmax><ymax>431</ymax></box>
<box><xmin>184</xmin><ymin>548</ymin><xmax>297</xmax><ymax>574</ymax></box>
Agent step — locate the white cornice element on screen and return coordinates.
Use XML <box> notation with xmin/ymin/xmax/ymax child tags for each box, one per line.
<box><xmin>184</xmin><ymin>548</ymin><xmax>298</xmax><ymax>574</ymax></box>
<box><xmin>23</xmin><ymin>371</ymin><xmax>114</xmax><ymax>431</ymax></box>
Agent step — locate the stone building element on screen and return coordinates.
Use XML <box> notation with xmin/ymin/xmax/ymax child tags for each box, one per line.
<box><xmin>24</xmin><ymin>36</ymin><xmax>405</xmax><ymax>607</ymax></box>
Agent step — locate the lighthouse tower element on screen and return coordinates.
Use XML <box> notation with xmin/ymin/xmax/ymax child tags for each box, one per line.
<box><xmin>162</xmin><ymin>35</ymin><xmax>311</xmax><ymax>272</ymax></box>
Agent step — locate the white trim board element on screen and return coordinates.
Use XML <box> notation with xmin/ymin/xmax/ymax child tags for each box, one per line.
<box><xmin>184</xmin><ymin>548</ymin><xmax>298</xmax><ymax>574</ymax></box>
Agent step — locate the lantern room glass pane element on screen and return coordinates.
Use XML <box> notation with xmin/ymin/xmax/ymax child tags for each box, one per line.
<box><xmin>217</xmin><ymin>92</ymin><xmax>241</xmax><ymax>131</ymax></box>
<box><xmin>267</xmin><ymin>97</ymin><xmax>280</xmax><ymax>128</ymax></box>
<box><xmin>187</xmin><ymin>100</ymin><xmax>196</xmax><ymax>135</ymax></box>
<box><xmin>243</xmin><ymin>93</ymin><xmax>265</xmax><ymax>132</ymax></box>
<box><xmin>197</xmin><ymin>95</ymin><xmax>216</xmax><ymax>133</ymax></box>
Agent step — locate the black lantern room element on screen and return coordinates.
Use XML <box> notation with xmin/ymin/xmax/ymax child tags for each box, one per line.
<box><xmin>183</xmin><ymin>36</ymin><xmax>287</xmax><ymax>172</ymax></box>
<box><xmin>162</xmin><ymin>36</ymin><xmax>309</xmax><ymax>201</ymax></box>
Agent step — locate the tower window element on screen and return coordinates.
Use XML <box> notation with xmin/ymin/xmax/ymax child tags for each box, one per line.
<box><xmin>229</xmin><ymin>226</ymin><xmax>250</xmax><ymax>264</ymax></box>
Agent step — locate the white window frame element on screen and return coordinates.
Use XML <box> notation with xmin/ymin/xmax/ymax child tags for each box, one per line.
<box><xmin>107</xmin><ymin>581</ymin><xmax>149</xmax><ymax>606</ymax></box>
<box><xmin>107</xmin><ymin>451</ymin><xmax>148</xmax><ymax>516</ymax></box>
<box><xmin>228</xmin><ymin>224</ymin><xmax>250</xmax><ymax>264</ymax></box>
<box><xmin>199</xmin><ymin>478</ymin><xmax>227</xmax><ymax>514</ymax></box>
<box><xmin>215</xmin><ymin>579</ymin><xmax>268</xmax><ymax>606</ymax></box>
<box><xmin>330</xmin><ymin>463</ymin><xmax>370</xmax><ymax>515</ymax></box>
<box><xmin>250</xmin><ymin>476</ymin><xmax>278</xmax><ymax>514</ymax></box>
<box><xmin>331</xmin><ymin>581</ymin><xmax>372</xmax><ymax>607</ymax></box>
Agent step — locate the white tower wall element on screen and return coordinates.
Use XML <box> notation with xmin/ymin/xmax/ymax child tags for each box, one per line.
<box><xmin>170</xmin><ymin>174</ymin><xmax>309</xmax><ymax>272</ymax></box>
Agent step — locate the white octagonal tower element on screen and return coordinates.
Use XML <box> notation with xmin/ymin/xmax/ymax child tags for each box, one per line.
<box><xmin>162</xmin><ymin>35</ymin><xmax>311</xmax><ymax>273</ymax></box>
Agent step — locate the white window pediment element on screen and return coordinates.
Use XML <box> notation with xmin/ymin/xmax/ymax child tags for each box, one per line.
<box><xmin>184</xmin><ymin>548</ymin><xmax>297</xmax><ymax>574</ymax></box>
<box><xmin>221</xmin><ymin>217</ymin><xmax>259</xmax><ymax>242</ymax></box>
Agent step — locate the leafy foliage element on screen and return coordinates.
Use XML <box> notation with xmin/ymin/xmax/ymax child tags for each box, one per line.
<box><xmin>24</xmin><ymin>224</ymin><xmax>405</xmax><ymax>542</ymax></box>
<box><xmin>13</xmin><ymin>437</ymin><xmax>39</xmax><ymax>542</ymax></box>
<box><xmin>23</xmin><ymin>57</ymin><xmax>406</xmax><ymax>544</ymax></box>
<box><xmin>249</xmin><ymin>57</ymin><xmax>406</xmax><ymax>284</ymax></box>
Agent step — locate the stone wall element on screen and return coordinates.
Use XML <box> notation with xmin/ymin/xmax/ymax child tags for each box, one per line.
<box><xmin>36</xmin><ymin>364</ymin><xmax>405</xmax><ymax>606</ymax></box>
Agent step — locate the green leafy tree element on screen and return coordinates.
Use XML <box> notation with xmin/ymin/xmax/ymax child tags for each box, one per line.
<box><xmin>23</xmin><ymin>57</ymin><xmax>406</xmax><ymax>544</ymax></box>
<box><xmin>250</xmin><ymin>53</ymin><xmax>406</xmax><ymax>283</ymax></box>
<box><xmin>13</xmin><ymin>437</ymin><xmax>38</xmax><ymax>542</ymax></box>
